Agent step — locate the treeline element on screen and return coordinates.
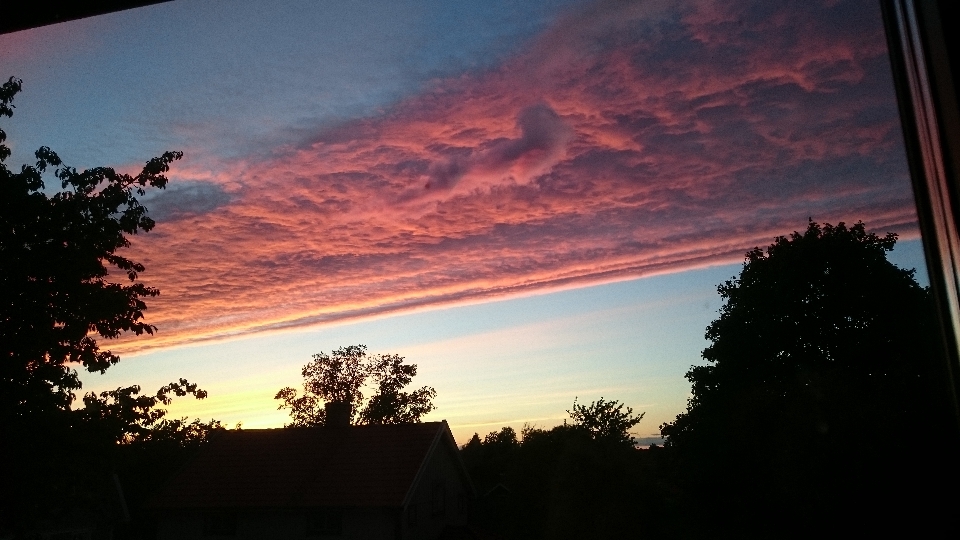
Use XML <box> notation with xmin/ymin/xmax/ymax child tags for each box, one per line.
<box><xmin>462</xmin><ymin>222</ymin><xmax>960</xmax><ymax>539</ymax></box>
<box><xmin>461</xmin><ymin>400</ymin><xmax>679</xmax><ymax>539</ymax></box>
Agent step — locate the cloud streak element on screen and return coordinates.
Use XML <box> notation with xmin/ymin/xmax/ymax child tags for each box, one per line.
<box><xmin>112</xmin><ymin>0</ymin><xmax>917</xmax><ymax>354</ymax></box>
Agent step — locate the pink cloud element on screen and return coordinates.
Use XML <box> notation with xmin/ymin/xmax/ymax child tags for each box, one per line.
<box><xmin>111</xmin><ymin>0</ymin><xmax>918</xmax><ymax>355</ymax></box>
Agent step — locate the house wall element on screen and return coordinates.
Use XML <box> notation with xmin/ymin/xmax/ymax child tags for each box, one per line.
<box><xmin>400</xmin><ymin>442</ymin><xmax>471</xmax><ymax>540</ymax></box>
<box><xmin>156</xmin><ymin>507</ymin><xmax>398</xmax><ymax>540</ymax></box>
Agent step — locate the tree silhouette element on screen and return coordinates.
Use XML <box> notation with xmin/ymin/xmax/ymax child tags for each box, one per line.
<box><xmin>1</xmin><ymin>76</ymin><xmax>182</xmax><ymax>419</ymax></box>
<box><xmin>358</xmin><ymin>352</ymin><xmax>438</xmax><ymax>424</ymax></box>
<box><xmin>660</xmin><ymin>221</ymin><xmax>958</xmax><ymax>535</ymax></box>
<box><xmin>275</xmin><ymin>344</ymin><xmax>436</xmax><ymax>426</ymax></box>
<box><xmin>567</xmin><ymin>396</ymin><xmax>644</xmax><ymax>446</ymax></box>
<box><xmin>0</xmin><ymin>77</ymin><xmax>221</xmax><ymax>536</ymax></box>
<box><xmin>460</xmin><ymin>398</ymin><xmax>662</xmax><ymax>539</ymax></box>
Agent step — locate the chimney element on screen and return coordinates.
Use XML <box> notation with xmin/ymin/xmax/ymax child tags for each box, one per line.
<box><xmin>324</xmin><ymin>401</ymin><xmax>352</xmax><ymax>428</ymax></box>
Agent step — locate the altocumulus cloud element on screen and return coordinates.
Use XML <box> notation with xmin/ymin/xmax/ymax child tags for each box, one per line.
<box><xmin>116</xmin><ymin>0</ymin><xmax>917</xmax><ymax>354</ymax></box>
<box><xmin>139</xmin><ymin>181</ymin><xmax>232</xmax><ymax>222</ymax></box>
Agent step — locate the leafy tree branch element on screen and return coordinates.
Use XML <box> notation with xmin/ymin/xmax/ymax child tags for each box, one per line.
<box><xmin>276</xmin><ymin>344</ymin><xmax>437</xmax><ymax>426</ymax></box>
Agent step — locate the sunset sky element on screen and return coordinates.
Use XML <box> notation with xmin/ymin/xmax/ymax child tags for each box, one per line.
<box><xmin>0</xmin><ymin>0</ymin><xmax>926</xmax><ymax>444</ymax></box>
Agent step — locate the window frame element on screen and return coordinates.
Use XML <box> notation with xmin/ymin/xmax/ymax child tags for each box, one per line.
<box><xmin>881</xmin><ymin>0</ymin><xmax>960</xmax><ymax>426</ymax></box>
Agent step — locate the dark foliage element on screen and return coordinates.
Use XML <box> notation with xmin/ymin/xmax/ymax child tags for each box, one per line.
<box><xmin>660</xmin><ymin>221</ymin><xmax>959</xmax><ymax>536</ymax></box>
<box><xmin>567</xmin><ymin>396</ymin><xmax>644</xmax><ymax>446</ymax></box>
<box><xmin>359</xmin><ymin>352</ymin><xmax>438</xmax><ymax>425</ymax></box>
<box><xmin>461</xmin><ymin>399</ymin><xmax>675</xmax><ymax>539</ymax></box>
<box><xmin>275</xmin><ymin>344</ymin><xmax>437</xmax><ymax>426</ymax></box>
<box><xmin>463</xmin><ymin>224</ymin><xmax>959</xmax><ymax>538</ymax></box>
<box><xmin>0</xmin><ymin>77</ymin><xmax>223</xmax><ymax>537</ymax></box>
<box><xmin>1</xmin><ymin>76</ymin><xmax>182</xmax><ymax>417</ymax></box>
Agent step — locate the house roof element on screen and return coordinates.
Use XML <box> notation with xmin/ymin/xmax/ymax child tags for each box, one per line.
<box><xmin>148</xmin><ymin>421</ymin><xmax>466</xmax><ymax>509</ymax></box>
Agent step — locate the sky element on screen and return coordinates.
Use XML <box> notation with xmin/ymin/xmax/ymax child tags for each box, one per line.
<box><xmin>0</xmin><ymin>0</ymin><xmax>927</xmax><ymax>444</ymax></box>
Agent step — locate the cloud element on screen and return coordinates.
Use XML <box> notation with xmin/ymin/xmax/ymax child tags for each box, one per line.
<box><xmin>420</xmin><ymin>103</ymin><xmax>571</xmax><ymax>192</ymax></box>
<box><xmin>111</xmin><ymin>0</ymin><xmax>918</xmax><ymax>355</ymax></box>
<box><xmin>139</xmin><ymin>181</ymin><xmax>232</xmax><ymax>222</ymax></box>
<box><xmin>425</xmin><ymin>159</ymin><xmax>467</xmax><ymax>191</ymax></box>
<box><xmin>479</xmin><ymin>103</ymin><xmax>573</xmax><ymax>176</ymax></box>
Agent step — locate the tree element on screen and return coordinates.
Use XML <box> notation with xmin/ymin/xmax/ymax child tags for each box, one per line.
<box><xmin>275</xmin><ymin>344</ymin><xmax>436</xmax><ymax>426</ymax></box>
<box><xmin>460</xmin><ymin>399</ymin><xmax>658</xmax><ymax>540</ymax></box>
<box><xmin>0</xmin><ymin>77</ymin><xmax>221</xmax><ymax>536</ymax></box>
<box><xmin>358</xmin><ymin>352</ymin><xmax>438</xmax><ymax>424</ymax></box>
<box><xmin>660</xmin><ymin>221</ymin><xmax>957</xmax><ymax>534</ymax></box>
<box><xmin>1</xmin><ymin>76</ymin><xmax>183</xmax><ymax>420</ymax></box>
<box><xmin>75</xmin><ymin>380</ymin><xmax>227</xmax><ymax>538</ymax></box>
<box><xmin>76</xmin><ymin>378</ymin><xmax>217</xmax><ymax>446</ymax></box>
<box><xmin>567</xmin><ymin>396</ymin><xmax>644</xmax><ymax>446</ymax></box>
